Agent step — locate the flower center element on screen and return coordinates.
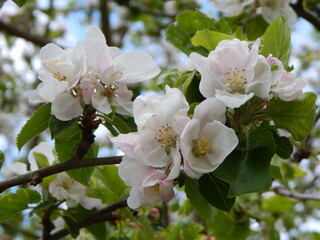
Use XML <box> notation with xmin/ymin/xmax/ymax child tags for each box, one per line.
<box><xmin>104</xmin><ymin>83</ymin><xmax>119</xmax><ymax>98</ymax></box>
<box><xmin>151</xmin><ymin>184</ymin><xmax>160</xmax><ymax>192</ymax></box>
<box><xmin>192</xmin><ymin>137</ymin><xmax>210</xmax><ymax>157</ymax></box>
<box><xmin>53</xmin><ymin>72</ymin><xmax>67</xmax><ymax>81</ymax></box>
<box><xmin>225</xmin><ymin>68</ymin><xmax>247</xmax><ymax>93</ymax></box>
<box><xmin>155</xmin><ymin>123</ymin><xmax>176</xmax><ymax>148</ymax></box>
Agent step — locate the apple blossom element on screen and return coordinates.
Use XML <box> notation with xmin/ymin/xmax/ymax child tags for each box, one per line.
<box><xmin>189</xmin><ymin>38</ymin><xmax>272</xmax><ymax>108</ymax></box>
<box><xmin>181</xmin><ymin>98</ymin><xmax>238</xmax><ymax>178</ymax></box>
<box><xmin>211</xmin><ymin>0</ymin><xmax>254</xmax><ymax>16</ymax></box>
<box><xmin>30</xmin><ymin>26</ymin><xmax>160</xmax><ymax>120</ymax></box>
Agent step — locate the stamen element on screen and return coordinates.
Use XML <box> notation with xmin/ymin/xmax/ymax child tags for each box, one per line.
<box><xmin>53</xmin><ymin>72</ymin><xmax>67</xmax><ymax>81</ymax></box>
<box><xmin>192</xmin><ymin>137</ymin><xmax>210</xmax><ymax>157</ymax></box>
<box><xmin>104</xmin><ymin>83</ymin><xmax>119</xmax><ymax>98</ymax></box>
<box><xmin>154</xmin><ymin>123</ymin><xmax>176</xmax><ymax>148</ymax></box>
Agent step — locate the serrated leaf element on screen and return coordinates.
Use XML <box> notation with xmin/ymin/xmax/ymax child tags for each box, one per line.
<box><xmin>246</xmin><ymin>14</ymin><xmax>269</xmax><ymax>40</ymax></box>
<box><xmin>165</xmin><ymin>10</ymin><xmax>216</xmax><ymax>56</ymax></box>
<box><xmin>191</xmin><ymin>30</ymin><xmax>234</xmax><ymax>51</ymax></box>
<box><xmin>13</xmin><ymin>0</ymin><xmax>28</xmax><ymax>7</ymax></box>
<box><xmin>49</xmin><ymin>115</ymin><xmax>76</xmax><ymax>139</ymax></box>
<box><xmin>17</xmin><ymin>103</ymin><xmax>51</xmax><ymax>150</ymax></box>
<box><xmin>0</xmin><ymin>189</ymin><xmax>40</xmax><ymax>222</ymax></box>
<box><xmin>260</xmin><ymin>17</ymin><xmax>291</xmax><ymax>68</ymax></box>
<box><xmin>63</xmin><ymin>216</ymin><xmax>79</xmax><ymax>238</ymax></box>
<box><xmin>266</xmin><ymin>92</ymin><xmax>317</xmax><ymax>141</ymax></box>
<box><xmin>0</xmin><ymin>152</ymin><xmax>4</xmax><ymax>169</ymax></box>
<box><xmin>199</xmin><ymin>174</ymin><xmax>236</xmax><ymax>212</ymax></box>
<box><xmin>55</xmin><ymin>124</ymin><xmax>82</xmax><ymax>162</ymax></box>
<box><xmin>214</xmin><ymin>127</ymin><xmax>276</xmax><ymax>196</ymax></box>
<box><xmin>185</xmin><ymin>178</ymin><xmax>214</xmax><ymax>221</ymax></box>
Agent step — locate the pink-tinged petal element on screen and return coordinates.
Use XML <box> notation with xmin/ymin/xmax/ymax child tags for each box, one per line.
<box><xmin>115</xmin><ymin>51</ymin><xmax>161</xmax><ymax>83</ymax></box>
<box><xmin>166</xmin><ymin>147</ymin><xmax>182</xmax><ymax>180</ymax></box>
<box><xmin>80</xmin><ymin>197</ymin><xmax>103</xmax><ymax>209</ymax></box>
<box><xmin>28</xmin><ymin>142</ymin><xmax>55</xmax><ymax>171</ymax></box>
<box><xmin>51</xmin><ymin>93</ymin><xmax>83</xmax><ymax>121</ymax></box>
<box><xmin>193</xmin><ymin>98</ymin><xmax>226</xmax><ymax>128</ymax></box>
<box><xmin>118</xmin><ymin>155</ymin><xmax>153</xmax><ymax>186</ymax></box>
<box><xmin>112</xmin><ymin>133</ymin><xmax>139</xmax><ymax>158</ymax></box>
<box><xmin>215</xmin><ymin>90</ymin><xmax>254</xmax><ymax>108</ymax></box>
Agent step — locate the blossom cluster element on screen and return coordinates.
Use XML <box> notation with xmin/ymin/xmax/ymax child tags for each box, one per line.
<box><xmin>30</xmin><ymin>26</ymin><xmax>160</xmax><ymax>120</ymax></box>
<box><xmin>113</xmin><ymin>38</ymin><xmax>305</xmax><ymax>209</ymax></box>
<box><xmin>211</xmin><ymin>0</ymin><xmax>297</xmax><ymax>28</ymax></box>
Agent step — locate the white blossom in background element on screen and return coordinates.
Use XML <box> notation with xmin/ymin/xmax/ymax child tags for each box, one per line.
<box><xmin>181</xmin><ymin>98</ymin><xmax>238</xmax><ymax>178</ymax></box>
<box><xmin>257</xmin><ymin>0</ymin><xmax>297</xmax><ymax>29</ymax></box>
<box><xmin>189</xmin><ymin>38</ymin><xmax>272</xmax><ymax>108</ymax></box>
<box><xmin>211</xmin><ymin>0</ymin><xmax>254</xmax><ymax>16</ymax></box>
<box><xmin>267</xmin><ymin>55</ymin><xmax>305</xmax><ymax>101</ymax></box>
<box><xmin>30</xmin><ymin>26</ymin><xmax>160</xmax><ymax>120</ymax></box>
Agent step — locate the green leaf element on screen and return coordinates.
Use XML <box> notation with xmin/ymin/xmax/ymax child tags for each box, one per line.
<box><xmin>274</xmin><ymin>136</ymin><xmax>293</xmax><ymax>159</ymax></box>
<box><xmin>266</xmin><ymin>92</ymin><xmax>317</xmax><ymax>141</ymax></box>
<box><xmin>185</xmin><ymin>178</ymin><xmax>214</xmax><ymax>221</ymax></box>
<box><xmin>63</xmin><ymin>216</ymin><xmax>79</xmax><ymax>238</ymax></box>
<box><xmin>49</xmin><ymin>115</ymin><xmax>76</xmax><ymax>139</ymax></box>
<box><xmin>0</xmin><ymin>152</ymin><xmax>4</xmax><ymax>170</ymax></box>
<box><xmin>17</xmin><ymin>103</ymin><xmax>51</xmax><ymax>150</ymax></box>
<box><xmin>260</xmin><ymin>17</ymin><xmax>291</xmax><ymax>68</ymax></box>
<box><xmin>12</xmin><ymin>0</ymin><xmax>28</xmax><ymax>7</ymax></box>
<box><xmin>181</xmin><ymin>71</ymin><xmax>205</xmax><ymax>104</ymax></box>
<box><xmin>262</xmin><ymin>195</ymin><xmax>294</xmax><ymax>214</ymax></box>
<box><xmin>246</xmin><ymin>14</ymin><xmax>269</xmax><ymax>40</ymax></box>
<box><xmin>33</xmin><ymin>152</ymin><xmax>50</xmax><ymax>169</ymax></box>
<box><xmin>212</xmin><ymin>210</ymin><xmax>250</xmax><ymax>240</ymax></box>
<box><xmin>112</xmin><ymin>116</ymin><xmax>133</xmax><ymax>134</ymax></box>
<box><xmin>165</xmin><ymin>10</ymin><xmax>216</xmax><ymax>56</ymax></box>
<box><xmin>0</xmin><ymin>189</ymin><xmax>40</xmax><ymax>222</ymax></box>
<box><xmin>191</xmin><ymin>30</ymin><xmax>234</xmax><ymax>52</ymax></box>
<box><xmin>199</xmin><ymin>174</ymin><xmax>236</xmax><ymax>212</ymax></box>
<box><xmin>67</xmin><ymin>143</ymin><xmax>98</xmax><ymax>186</ymax></box>
<box><xmin>55</xmin><ymin>124</ymin><xmax>82</xmax><ymax>162</ymax></box>
<box><xmin>271</xmin><ymin>165</ymin><xmax>283</xmax><ymax>183</ymax></box>
<box><xmin>86</xmin><ymin>222</ymin><xmax>107</xmax><ymax>240</ymax></box>
<box><xmin>137</xmin><ymin>215</ymin><xmax>155</xmax><ymax>240</ymax></box>
<box><xmin>214</xmin><ymin>127</ymin><xmax>276</xmax><ymax>196</ymax></box>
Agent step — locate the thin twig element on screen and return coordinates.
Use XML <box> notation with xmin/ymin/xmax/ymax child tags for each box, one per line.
<box><xmin>0</xmin><ymin>20</ymin><xmax>52</xmax><ymax>47</ymax></box>
<box><xmin>99</xmin><ymin>0</ymin><xmax>113</xmax><ymax>45</ymax></box>
<box><xmin>273</xmin><ymin>187</ymin><xmax>320</xmax><ymax>201</ymax></box>
<box><xmin>291</xmin><ymin>0</ymin><xmax>320</xmax><ymax>31</ymax></box>
<box><xmin>48</xmin><ymin>197</ymin><xmax>128</xmax><ymax>240</ymax></box>
<box><xmin>0</xmin><ymin>156</ymin><xmax>122</xmax><ymax>193</ymax></box>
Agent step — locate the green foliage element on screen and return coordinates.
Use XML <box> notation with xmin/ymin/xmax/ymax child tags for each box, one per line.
<box><xmin>0</xmin><ymin>189</ymin><xmax>41</xmax><ymax>222</ymax></box>
<box><xmin>33</xmin><ymin>152</ymin><xmax>50</xmax><ymax>169</ymax></box>
<box><xmin>191</xmin><ymin>30</ymin><xmax>234</xmax><ymax>52</ymax></box>
<box><xmin>260</xmin><ymin>17</ymin><xmax>291</xmax><ymax>68</ymax></box>
<box><xmin>49</xmin><ymin>115</ymin><xmax>76</xmax><ymax>139</ymax></box>
<box><xmin>271</xmin><ymin>165</ymin><xmax>283</xmax><ymax>183</ymax></box>
<box><xmin>266</xmin><ymin>92</ymin><xmax>317</xmax><ymax>141</ymax></box>
<box><xmin>12</xmin><ymin>0</ymin><xmax>29</xmax><ymax>7</ymax></box>
<box><xmin>166</xmin><ymin>10</ymin><xmax>216</xmax><ymax>56</ymax></box>
<box><xmin>212</xmin><ymin>210</ymin><xmax>250</xmax><ymax>240</ymax></box>
<box><xmin>63</xmin><ymin>215</ymin><xmax>79</xmax><ymax>238</ymax></box>
<box><xmin>246</xmin><ymin>15</ymin><xmax>269</xmax><ymax>40</ymax></box>
<box><xmin>185</xmin><ymin>177</ymin><xmax>214</xmax><ymax>220</ymax></box>
<box><xmin>214</xmin><ymin>126</ymin><xmax>276</xmax><ymax>196</ymax></box>
<box><xmin>262</xmin><ymin>195</ymin><xmax>295</xmax><ymax>214</ymax></box>
<box><xmin>199</xmin><ymin>174</ymin><xmax>236</xmax><ymax>212</ymax></box>
<box><xmin>16</xmin><ymin>103</ymin><xmax>51</xmax><ymax>150</ymax></box>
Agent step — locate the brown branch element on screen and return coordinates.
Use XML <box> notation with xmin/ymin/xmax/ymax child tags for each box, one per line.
<box><xmin>48</xmin><ymin>197</ymin><xmax>128</xmax><ymax>240</ymax></box>
<box><xmin>273</xmin><ymin>187</ymin><xmax>320</xmax><ymax>201</ymax></box>
<box><xmin>99</xmin><ymin>0</ymin><xmax>113</xmax><ymax>45</ymax></box>
<box><xmin>291</xmin><ymin>0</ymin><xmax>320</xmax><ymax>31</ymax></box>
<box><xmin>0</xmin><ymin>20</ymin><xmax>52</xmax><ymax>47</ymax></box>
<box><xmin>0</xmin><ymin>156</ymin><xmax>122</xmax><ymax>193</ymax></box>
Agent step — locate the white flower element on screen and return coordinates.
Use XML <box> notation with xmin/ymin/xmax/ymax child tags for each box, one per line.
<box><xmin>133</xmin><ymin>86</ymin><xmax>190</xmax><ymax>167</ymax></box>
<box><xmin>181</xmin><ymin>98</ymin><xmax>238</xmax><ymax>178</ymax></box>
<box><xmin>27</xmin><ymin>142</ymin><xmax>56</xmax><ymax>170</ymax></box>
<box><xmin>211</xmin><ymin>0</ymin><xmax>254</xmax><ymax>16</ymax></box>
<box><xmin>49</xmin><ymin>172</ymin><xmax>87</xmax><ymax>208</ymax></box>
<box><xmin>127</xmin><ymin>169</ymin><xmax>174</xmax><ymax>209</ymax></box>
<box><xmin>189</xmin><ymin>38</ymin><xmax>272</xmax><ymax>108</ymax></box>
<box><xmin>258</xmin><ymin>0</ymin><xmax>297</xmax><ymax>29</ymax></box>
<box><xmin>267</xmin><ymin>55</ymin><xmax>305</xmax><ymax>101</ymax></box>
<box><xmin>30</xmin><ymin>26</ymin><xmax>160</xmax><ymax>120</ymax></box>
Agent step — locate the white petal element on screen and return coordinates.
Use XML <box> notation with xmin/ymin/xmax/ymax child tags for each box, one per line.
<box><xmin>127</xmin><ymin>185</ymin><xmax>141</xmax><ymax>209</ymax></box>
<box><xmin>85</xmin><ymin>26</ymin><xmax>106</xmax><ymax>42</ymax></box>
<box><xmin>112</xmin><ymin>133</ymin><xmax>139</xmax><ymax>158</ymax></box>
<box><xmin>51</xmin><ymin>93</ymin><xmax>83</xmax><ymax>121</ymax></box>
<box><xmin>215</xmin><ymin>90</ymin><xmax>254</xmax><ymax>108</ymax></box>
<box><xmin>91</xmin><ymin>92</ymin><xmax>112</xmax><ymax>115</ymax></box>
<box><xmin>115</xmin><ymin>51</ymin><xmax>161</xmax><ymax>83</ymax></box>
